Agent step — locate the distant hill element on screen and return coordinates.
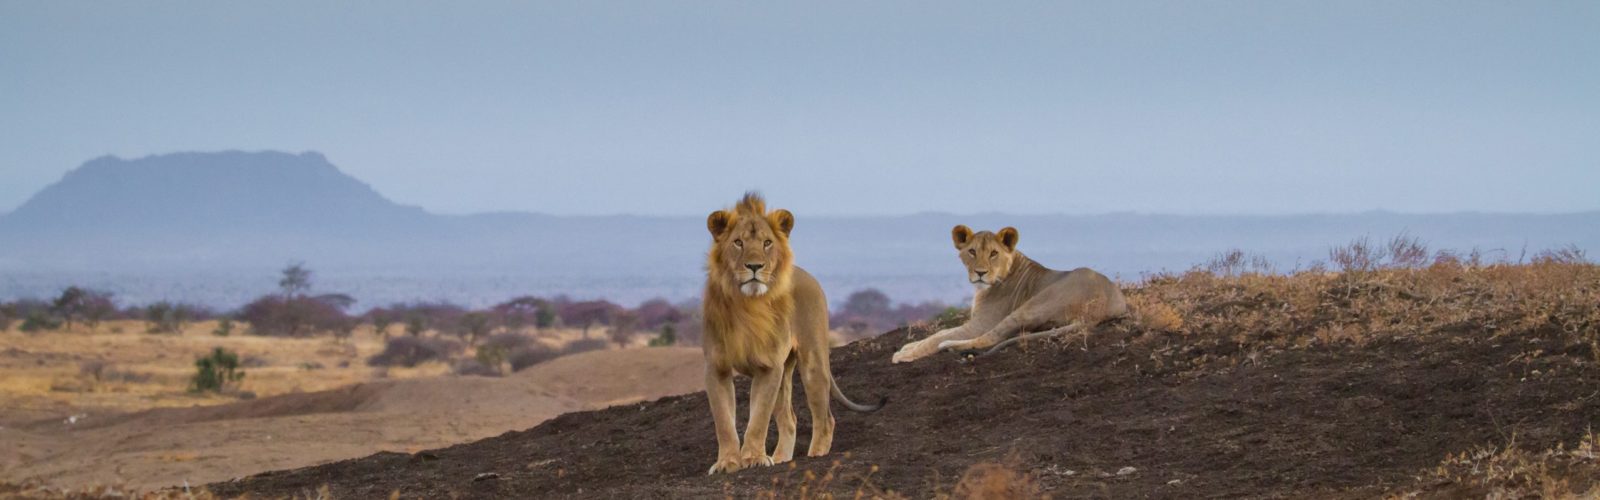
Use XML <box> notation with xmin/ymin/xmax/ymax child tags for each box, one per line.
<box><xmin>0</xmin><ymin>151</ymin><xmax>1595</xmax><ymax>309</ymax></box>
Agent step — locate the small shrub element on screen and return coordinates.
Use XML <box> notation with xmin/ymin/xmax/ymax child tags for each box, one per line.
<box><xmin>212</xmin><ymin>319</ymin><xmax>234</xmax><ymax>337</ymax></box>
<box><xmin>476</xmin><ymin>344</ymin><xmax>509</xmax><ymax>369</ymax></box>
<box><xmin>192</xmin><ymin>347</ymin><xmax>245</xmax><ymax>393</ymax></box>
<box><xmin>143</xmin><ymin>301</ymin><xmax>210</xmax><ymax>334</ymax></box>
<box><xmin>20</xmin><ymin>310</ymin><xmax>62</xmax><ymax>332</ymax></box>
<box><xmin>649</xmin><ymin>324</ymin><xmax>677</xmax><ymax>347</ymax></box>
<box><xmin>367</xmin><ymin>336</ymin><xmax>462</xmax><ymax>367</ymax></box>
<box><xmin>1204</xmin><ymin>249</ymin><xmax>1274</xmax><ymax>276</ymax></box>
<box><xmin>1533</xmin><ymin>244</ymin><xmax>1589</xmax><ymax>265</ymax></box>
<box><xmin>933</xmin><ymin>307</ymin><xmax>969</xmax><ymax>329</ymax></box>
<box><xmin>482</xmin><ymin>333</ymin><xmax>564</xmax><ymax>372</ymax></box>
<box><xmin>945</xmin><ymin>461</ymin><xmax>1045</xmax><ymax>499</ymax></box>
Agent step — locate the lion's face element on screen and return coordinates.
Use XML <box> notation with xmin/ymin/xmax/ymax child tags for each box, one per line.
<box><xmin>707</xmin><ymin>197</ymin><xmax>794</xmax><ymax>298</ymax></box>
<box><xmin>951</xmin><ymin>225</ymin><xmax>1019</xmax><ymax>290</ymax></box>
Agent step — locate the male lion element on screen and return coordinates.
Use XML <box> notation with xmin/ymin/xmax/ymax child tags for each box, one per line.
<box><xmin>701</xmin><ymin>193</ymin><xmax>883</xmax><ymax>475</ymax></box>
<box><xmin>892</xmin><ymin>225</ymin><xmax>1128</xmax><ymax>363</ymax></box>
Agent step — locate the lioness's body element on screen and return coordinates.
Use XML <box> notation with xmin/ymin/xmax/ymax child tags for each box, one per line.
<box><xmin>702</xmin><ymin>193</ymin><xmax>880</xmax><ymax>475</ymax></box>
<box><xmin>892</xmin><ymin>225</ymin><xmax>1127</xmax><ymax>363</ymax></box>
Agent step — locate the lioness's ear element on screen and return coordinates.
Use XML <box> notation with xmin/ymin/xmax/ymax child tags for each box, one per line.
<box><xmin>997</xmin><ymin>227</ymin><xmax>1019</xmax><ymax>251</ymax></box>
<box><xmin>951</xmin><ymin>225</ymin><xmax>973</xmax><ymax>248</ymax></box>
<box><xmin>770</xmin><ymin>209</ymin><xmax>795</xmax><ymax>237</ymax></box>
<box><xmin>707</xmin><ymin>210</ymin><xmax>732</xmax><ymax>238</ymax></box>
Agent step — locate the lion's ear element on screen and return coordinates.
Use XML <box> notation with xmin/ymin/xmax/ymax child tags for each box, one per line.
<box><xmin>770</xmin><ymin>209</ymin><xmax>795</xmax><ymax>237</ymax></box>
<box><xmin>707</xmin><ymin>210</ymin><xmax>733</xmax><ymax>238</ymax></box>
<box><xmin>951</xmin><ymin>225</ymin><xmax>973</xmax><ymax>248</ymax></box>
<box><xmin>997</xmin><ymin>227</ymin><xmax>1019</xmax><ymax>251</ymax></box>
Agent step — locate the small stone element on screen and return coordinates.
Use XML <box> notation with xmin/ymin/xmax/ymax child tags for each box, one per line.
<box><xmin>1167</xmin><ymin>479</ymin><xmax>1182</xmax><ymax>485</ymax></box>
<box><xmin>473</xmin><ymin>472</ymin><xmax>500</xmax><ymax>482</ymax></box>
<box><xmin>1116</xmin><ymin>466</ymin><xmax>1137</xmax><ymax>476</ymax></box>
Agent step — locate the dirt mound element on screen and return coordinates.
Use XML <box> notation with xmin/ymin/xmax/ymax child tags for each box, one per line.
<box><xmin>205</xmin><ymin>327</ymin><xmax>1600</xmax><ymax>498</ymax></box>
<box><xmin>210</xmin><ymin>264</ymin><xmax>1600</xmax><ymax>498</ymax></box>
<box><xmin>2</xmin><ymin>347</ymin><xmax>704</xmax><ymax>491</ymax></box>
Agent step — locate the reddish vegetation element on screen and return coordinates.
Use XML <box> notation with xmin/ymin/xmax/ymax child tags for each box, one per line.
<box><xmin>201</xmin><ymin>260</ymin><xmax>1599</xmax><ymax>498</ymax></box>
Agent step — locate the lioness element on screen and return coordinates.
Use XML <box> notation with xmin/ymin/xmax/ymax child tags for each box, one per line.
<box><xmin>892</xmin><ymin>225</ymin><xmax>1127</xmax><ymax>363</ymax></box>
<box><xmin>701</xmin><ymin>193</ymin><xmax>883</xmax><ymax>475</ymax></box>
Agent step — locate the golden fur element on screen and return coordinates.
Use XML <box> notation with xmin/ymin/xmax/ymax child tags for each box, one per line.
<box><xmin>892</xmin><ymin>225</ymin><xmax>1129</xmax><ymax>363</ymax></box>
<box><xmin>701</xmin><ymin>193</ymin><xmax>881</xmax><ymax>475</ymax></box>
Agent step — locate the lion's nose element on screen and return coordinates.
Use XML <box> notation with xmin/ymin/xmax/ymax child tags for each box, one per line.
<box><xmin>975</xmin><ymin>270</ymin><xmax>988</xmax><ymax>278</ymax></box>
<box><xmin>746</xmin><ymin>263</ymin><xmax>765</xmax><ymax>273</ymax></box>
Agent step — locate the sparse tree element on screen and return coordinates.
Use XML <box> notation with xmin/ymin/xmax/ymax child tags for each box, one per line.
<box><xmin>51</xmin><ymin>287</ymin><xmax>113</xmax><ymax>331</ymax></box>
<box><xmin>279</xmin><ymin>262</ymin><xmax>313</xmax><ymax>298</ymax></box>
<box><xmin>405</xmin><ymin>315</ymin><xmax>427</xmax><ymax>337</ymax></box>
<box><xmin>458</xmin><ymin>312</ymin><xmax>492</xmax><ymax>346</ymax></box>
<box><xmin>367</xmin><ymin>307</ymin><xmax>397</xmax><ymax>338</ymax></box>
<box><xmin>610</xmin><ymin>311</ymin><xmax>639</xmax><ymax>347</ymax></box>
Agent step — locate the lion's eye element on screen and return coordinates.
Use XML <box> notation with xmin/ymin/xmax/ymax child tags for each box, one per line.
<box><xmin>763</xmin><ymin>239</ymin><xmax>773</xmax><ymax>248</ymax></box>
<box><xmin>967</xmin><ymin>249</ymin><xmax>976</xmax><ymax>257</ymax></box>
<box><xmin>733</xmin><ymin>239</ymin><xmax>743</xmax><ymax>248</ymax></box>
<box><xmin>990</xmin><ymin>251</ymin><xmax>998</xmax><ymax>258</ymax></box>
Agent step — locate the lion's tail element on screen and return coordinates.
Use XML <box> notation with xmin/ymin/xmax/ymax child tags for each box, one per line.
<box><xmin>829</xmin><ymin>373</ymin><xmax>887</xmax><ymax>413</ymax></box>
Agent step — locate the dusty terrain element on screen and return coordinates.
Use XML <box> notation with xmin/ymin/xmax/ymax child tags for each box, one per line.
<box><xmin>206</xmin><ymin>261</ymin><xmax>1600</xmax><ymax>498</ymax></box>
<box><xmin>0</xmin><ymin>321</ymin><xmax>704</xmax><ymax>490</ymax></box>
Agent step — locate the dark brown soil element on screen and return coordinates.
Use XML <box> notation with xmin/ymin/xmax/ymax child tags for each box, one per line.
<box><xmin>208</xmin><ymin>324</ymin><xmax>1600</xmax><ymax>498</ymax></box>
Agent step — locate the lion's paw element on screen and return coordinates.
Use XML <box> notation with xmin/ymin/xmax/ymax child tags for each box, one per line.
<box><xmin>707</xmin><ymin>456</ymin><xmax>744</xmax><ymax>475</ymax></box>
<box><xmin>740</xmin><ymin>452</ymin><xmax>775</xmax><ymax>468</ymax></box>
<box><xmin>936</xmin><ymin>340</ymin><xmax>970</xmax><ymax>351</ymax></box>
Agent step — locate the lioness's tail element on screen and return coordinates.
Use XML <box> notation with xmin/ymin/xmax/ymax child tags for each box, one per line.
<box><xmin>829</xmin><ymin>373</ymin><xmax>887</xmax><ymax>413</ymax></box>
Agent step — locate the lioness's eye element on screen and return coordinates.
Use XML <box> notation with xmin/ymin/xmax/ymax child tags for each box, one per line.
<box><xmin>990</xmin><ymin>251</ymin><xmax>998</xmax><ymax>258</ymax></box>
<box><xmin>763</xmin><ymin>239</ymin><xmax>773</xmax><ymax>248</ymax></box>
<box><xmin>967</xmin><ymin>249</ymin><xmax>976</xmax><ymax>257</ymax></box>
<box><xmin>734</xmin><ymin>239</ymin><xmax>743</xmax><ymax>247</ymax></box>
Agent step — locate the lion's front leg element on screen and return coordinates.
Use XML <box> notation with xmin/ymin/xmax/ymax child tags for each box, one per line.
<box><xmin>938</xmin><ymin>317</ymin><xmax>1023</xmax><ymax>353</ymax></box>
<box><xmin>705</xmin><ymin>367</ymin><xmax>743</xmax><ymax>475</ymax></box>
<box><xmin>738</xmin><ymin>366</ymin><xmax>784</xmax><ymax>468</ymax></box>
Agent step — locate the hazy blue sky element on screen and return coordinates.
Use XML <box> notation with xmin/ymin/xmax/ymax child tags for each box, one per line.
<box><xmin>2</xmin><ymin>1</ymin><xmax>1596</xmax><ymax>216</ymax></box>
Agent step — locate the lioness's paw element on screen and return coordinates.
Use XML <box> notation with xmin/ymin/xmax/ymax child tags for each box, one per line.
<box><xmin>936</xmin><ymin>340</ymin><xmax>970</xmax><ymax>351</ymax></box>
<box><xmin>891</xmin><ymin>343</ymin><xmax>922</xmax><ymax>363</ymax></box>
<box><xmin>707</xmin><ymin>457</ymin><xmax>744</xmax><ymax>475</ymax></box>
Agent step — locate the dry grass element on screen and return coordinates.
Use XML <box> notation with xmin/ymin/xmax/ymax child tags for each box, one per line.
<box><xmin>0</xmin><ymin>481</ymin><xmax>336</xmax><ymax>499</ymax></box>
<box><xmin>1120</xmin><ymin>246</ymin><xmax>1599</xmax><ymax>371</ymax></box>
<box><xmin>1392</xmin><ymin>431</ymin><xmax>1600</xmax><ymax>498</ymax></box>
<box><xmin>0</xmin><ymin>320</ymin><xmax>635</xmax><ymax>425</ymax></box>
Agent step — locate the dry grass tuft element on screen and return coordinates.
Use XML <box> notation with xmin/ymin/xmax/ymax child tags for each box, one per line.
<box><xmin>940</xmin><ymin>461</ymin><xmax>1047</xmax><ymax>500</ymax></box>
<box><xmin>755</xmin><ymin>459</ymin><xmax>906</xmax><ymax>500</ymax></box>
<box><xmin>1395</xmin><ymin>431</ymin><xmax>1600</xmax><ymax>498</ymax></box>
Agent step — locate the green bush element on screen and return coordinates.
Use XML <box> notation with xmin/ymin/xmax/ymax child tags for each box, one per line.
<box><xmin>19</xmin><ymin>310</ymin><xmax>62</xmax><ymax>332</ymax></box>
<box><xmin>192</xmin><ymin>347</ymin><xmax>245</xmax><ymax>393</ymax></box>
<box><xmin>649</xmin><ymin>324</ymin><xmax>677</xmax><ymax>347</ymax></box>
<box><xmin>212</xmin><ymin>318</ymin><xmax>234</xmax><ymax>337</ymax></box>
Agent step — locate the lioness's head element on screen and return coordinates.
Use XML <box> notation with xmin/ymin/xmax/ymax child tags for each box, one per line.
<box><xmin>706</xmin><ymin>193</ymin><xmax>795</xmax><ymax>298</ymax></box>
<box><xmin>951</xmin><ymin>225</ymin><xmax>1019</xmax><ymax>290</ymax></box>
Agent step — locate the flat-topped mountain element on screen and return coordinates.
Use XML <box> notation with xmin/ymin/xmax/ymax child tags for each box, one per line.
<box><xmin>1</xmin><ymin>151</ymin><xmax>429</xmax><ymax>238</ymax></box>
